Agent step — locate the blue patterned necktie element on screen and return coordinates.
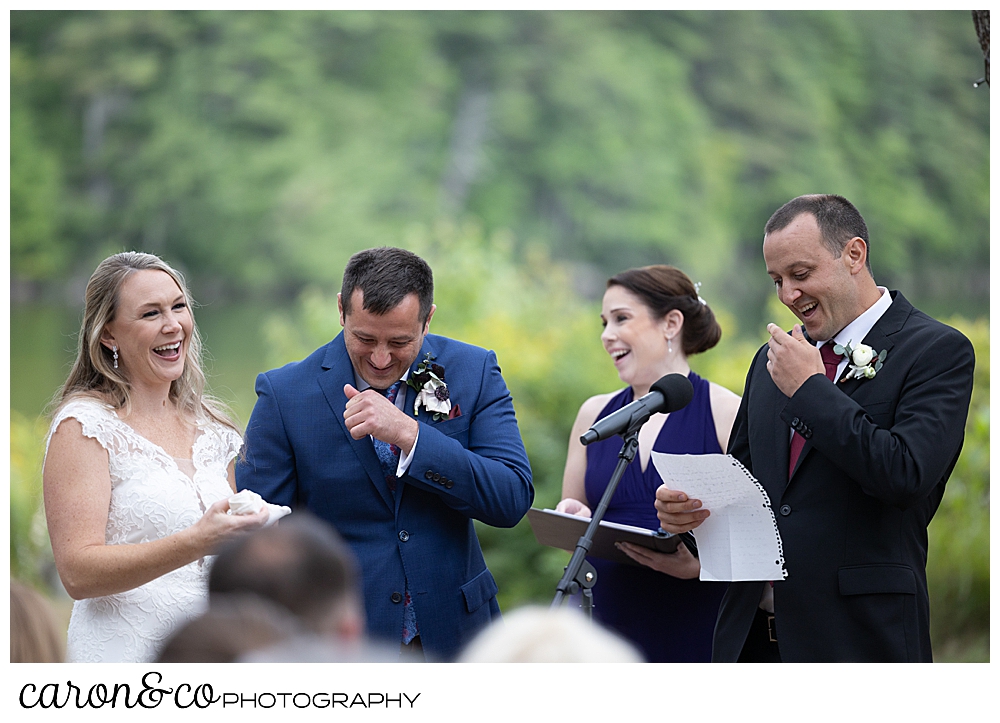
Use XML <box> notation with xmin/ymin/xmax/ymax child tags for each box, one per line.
<box><xmin>373</xmin><ymin>381</ymin><xmax>403</xmax><ymax>492</ymax></box>
<box><xmin>371</xmin><ymin>380</ymin><xmax>419</xmax><ymax>645</ymax></box>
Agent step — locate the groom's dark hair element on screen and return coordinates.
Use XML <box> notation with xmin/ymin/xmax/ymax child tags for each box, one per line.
<box><xmin>341</xmin><ymin>246</ymin><xmax>434</xmax><ymax>323</ymax></box>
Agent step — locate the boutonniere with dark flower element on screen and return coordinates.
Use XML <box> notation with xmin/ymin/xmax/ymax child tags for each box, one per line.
<box><xmin>833</xmin><ymin>341</ymin><xmax>887</xmax><ymax>381</ymax></box>
<box><xmin>407</xmin><ymin>353</ymin><xmax>453</xmax><ymax>420</ymax></box>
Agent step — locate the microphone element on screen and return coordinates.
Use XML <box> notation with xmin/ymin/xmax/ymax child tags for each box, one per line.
<box><xmin>580</xmin><ymin>374</ymin><xmax>694</xmax><ymax>446</ymax></box>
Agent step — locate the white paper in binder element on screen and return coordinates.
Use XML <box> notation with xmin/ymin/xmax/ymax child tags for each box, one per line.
<box><xmin>650</xmin><ymin>453</ymin><xmax>787</xmax><ymax>582</ymax></box>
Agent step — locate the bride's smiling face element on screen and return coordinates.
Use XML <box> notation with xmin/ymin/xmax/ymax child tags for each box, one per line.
<box><xmin>101</xmin><ymin>270</ymin><xmax>193</xmax><ymax>390</ymax></box>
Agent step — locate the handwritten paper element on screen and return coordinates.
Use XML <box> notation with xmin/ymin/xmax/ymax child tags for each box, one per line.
<box><xmin>650</xmin><ymin>453</ymin><xmax>786</xmax><ymax>582</ymax></box>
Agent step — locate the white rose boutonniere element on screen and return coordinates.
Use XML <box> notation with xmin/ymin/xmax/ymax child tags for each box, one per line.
<box><xmin>407</xmin><ymin>353</ymin><xmax>454</xmax><ymax>421</ymax></box>
<box><xmin>850</xmin><ymin>344</ymin><xmax>875</xmax><ymax>367</ymax></box>
<box><xmin>833</xmin><ymin>341</ymin><xmax>887</xmax><ymax>382</ymax></box>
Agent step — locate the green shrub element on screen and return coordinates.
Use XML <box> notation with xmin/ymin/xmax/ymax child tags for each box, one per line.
<box><xmin>10</xmin><ymin>410</ymin><xmax>54</xmax><ymax>586</ymax></box>
<box><xmin>926</xmin><ymin>318</ymin><xmax>989</xmax><ymax>658</ymax></box>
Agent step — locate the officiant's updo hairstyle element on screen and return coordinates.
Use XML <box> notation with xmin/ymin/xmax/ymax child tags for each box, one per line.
<box><xmin>55</xmin><ymin>251</ymin><xmax>236</xmax><ymax>431</ymax></box>
<box><xmin>607</xmin><ymin>265</ymin><xmax>722</xmax><ymax>356</ymax></box>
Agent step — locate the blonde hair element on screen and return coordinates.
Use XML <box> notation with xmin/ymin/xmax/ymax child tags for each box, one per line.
<box><xmin>11</xmin><ymin>579</ymin><xmax>65</xmax><ymax>663</ymax></box>
<box><xmin>458</xmin><ymin>606</ymin><xmax>644</xmax><ymax>663</ymax></box>
<box><xmin>55</xmin><ymin>251</ymin><xmax>238</xmax><ymax>432</ymax></box>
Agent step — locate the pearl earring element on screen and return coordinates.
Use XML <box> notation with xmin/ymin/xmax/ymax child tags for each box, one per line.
<box><xmin>668</xmin><ymin>338</ymin><xmax>673</xmax><ymax>354</ymax></box>
<box><xmin>112</xmin><ymin>346</ymin><xmax>118</xmax><ymax>369</ymax></box>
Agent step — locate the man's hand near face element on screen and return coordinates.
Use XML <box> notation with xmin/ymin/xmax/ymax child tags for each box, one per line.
<box><xmin>343</xmin><ymin>384</ymin><xmax>420</xmax><ymax>455</ymax></box>
<box><xmin>766</xmin><ymin>323</ymin><xmax>826</xmax><ymax>397</ymax></box>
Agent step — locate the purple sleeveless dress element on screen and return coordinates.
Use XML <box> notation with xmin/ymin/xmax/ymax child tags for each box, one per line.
<box><xmin>584</xmin><ymin>371</ymin><xmax>727</xmax><ymax>662</ymax></box>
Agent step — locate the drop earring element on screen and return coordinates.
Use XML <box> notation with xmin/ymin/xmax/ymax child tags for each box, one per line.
<box><xmin>112</xmin><ymin>346</ymin><xmax>118</xmax><ymax>369</ymax></box>
<box><xmin>667</xmin><ymin>338</ymin><xmax>673</xmax><ymax>354</ymax></box>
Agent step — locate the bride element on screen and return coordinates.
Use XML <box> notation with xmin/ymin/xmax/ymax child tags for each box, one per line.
<box><xmin>43</xmin><ymin>252</ymin><xmax>268</xmax><ymax>663</ymax></box>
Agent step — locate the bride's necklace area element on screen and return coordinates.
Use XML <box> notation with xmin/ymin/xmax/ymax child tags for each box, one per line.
<box><xmin>118</xmin><ymin>403</ymin><xmax>198</xmax><ymax>459</ymax></box>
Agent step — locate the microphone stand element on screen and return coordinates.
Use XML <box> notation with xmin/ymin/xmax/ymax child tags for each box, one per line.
<box><xmin>551</xmin><ymin>423</ymin><xmax>643</xmax><ymax>617</ymax></box>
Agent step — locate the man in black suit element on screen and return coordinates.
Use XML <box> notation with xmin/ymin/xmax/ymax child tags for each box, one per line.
<box><xmin>656</xmin><ymin>194</ymin><xmax>974</xmax><ymax>662</ymax></box>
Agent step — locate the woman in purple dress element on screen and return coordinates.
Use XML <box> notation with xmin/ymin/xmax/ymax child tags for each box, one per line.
<box><xmin>557</xmin><ymin>265</ymin><xmax>740</xmax><ymax>662</ymax></box>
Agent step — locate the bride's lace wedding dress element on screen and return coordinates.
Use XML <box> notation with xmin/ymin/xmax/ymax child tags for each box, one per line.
<box><xmin>46</xmin><ymin>398</ymin><xmax>242</xmax><ymax>663</ymax></box>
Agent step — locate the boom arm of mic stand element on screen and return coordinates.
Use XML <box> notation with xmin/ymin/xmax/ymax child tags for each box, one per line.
<box><xmin>551</xmin><ymin>429</ymin><xmax>641</xmax><ymax>613</ymax></box>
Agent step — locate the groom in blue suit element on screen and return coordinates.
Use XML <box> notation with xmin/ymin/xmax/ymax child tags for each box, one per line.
<box><xmin>236</xmin><ymin>247</ymin><xmax>533</xmax><ymax>661</ymax></box>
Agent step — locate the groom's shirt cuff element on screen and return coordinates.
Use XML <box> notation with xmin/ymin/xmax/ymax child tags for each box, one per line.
<box><xmin>397</xmin><ymin>429</ymin><xmax>418</xmax><ymax>477</ymax></box>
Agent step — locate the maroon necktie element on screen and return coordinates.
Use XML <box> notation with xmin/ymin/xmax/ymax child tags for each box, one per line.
<box><xmin>787</xmin><ymin>343</ymin><xmax>842</xmax><ymax>478</ymax></box>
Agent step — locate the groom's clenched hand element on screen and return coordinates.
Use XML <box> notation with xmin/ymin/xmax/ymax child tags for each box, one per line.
<box><xmin>343</xmin><ymin>384</ymin><xmax>419</xmax><ymax>455</ymax></box>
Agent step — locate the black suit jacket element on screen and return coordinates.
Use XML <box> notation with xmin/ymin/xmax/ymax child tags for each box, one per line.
<box><xmin>714</xmin><ymin>292</ymin><xmax>974</xmax><ymax>662</ymax></box>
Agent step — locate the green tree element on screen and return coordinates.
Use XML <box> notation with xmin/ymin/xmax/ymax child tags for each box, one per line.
<box><xmin>10</xmin><ymin>49</ymin><xmax>65</xmax><ymax>279</ymax></box>
<box><xmin>10</xmin><ymin>11</ymin><xmax>988</xmax><ymax>323</ymax></box>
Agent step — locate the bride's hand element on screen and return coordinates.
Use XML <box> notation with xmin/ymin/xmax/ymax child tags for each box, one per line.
<box><xmin>193</xmin><ymin>498</ymin><xmax>269</xmax><ymax>553</ymax></box>
<box><xmin>555</xmin><ymin>498</ymin><xmax>592</xmax><ymax>518</ymax></box>
<box><xmin>616</xmin><ymin>540</ymin><xmax>700</xmax><ymax>579</ymax></box>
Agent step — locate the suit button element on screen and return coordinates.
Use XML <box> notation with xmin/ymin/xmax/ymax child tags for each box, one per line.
<box><xmin>398</xmin><ymin>530</ymin><xmax>410</xmax><ymax>542</ymax></box>
<box><xmin>804</xmin><ymin>429</ymin><xmax>812</xmax><ymax>439</ymax></box>
<box><xmin>779</xmin><ymin>504</ymin><xmax>792</xmax><ymax>516</ymax></box>
<box><xmin>791</xmin><ymin>417</ymin><xmax>800</xmax><ymax>427</ymax></box>
<box><xmin>433</xmin><ymin>473</ymin><xmax>442</xmax><ymax>482</ymax></box>
<box><xmin>445</xmin><ymin>479</ymin><xmax>454</xmax><ymax>489</ymax></box>
<box><xmin>391</xmin><ymin>592</ymin><xmax>403</xmax><ymax>604</ymax></box>
<box><xmin>424</xmin><ymin>470</ymin><xmax>434</xmax><ymax>480</ymax></box>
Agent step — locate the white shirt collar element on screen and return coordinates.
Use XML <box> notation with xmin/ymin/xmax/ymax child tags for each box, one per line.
<box><xmin>825</xmin><ymin>287</ymin><xmax>892</xmax><ymax>350</ymax></box>
<box><xmin>353</xmin><ymin>370</ymin><xmax>411</xmax><ymax>411</ymax></box>
<box><xmin>353</xmin><ymin>370</ymin><xmax>410</xmax><ymax>392</ymax></box>
<box><xmin>819</xmin><ymin>287</ymin><xmax>893</xmax><ymax>375</ymax></box>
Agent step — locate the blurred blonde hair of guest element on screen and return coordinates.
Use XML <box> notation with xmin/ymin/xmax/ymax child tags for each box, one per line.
<box><xmin>458</xmin><ymin>606</ymin><xmax>644</xmax><ymax>663</ymax></box>
<box><xmin>11</xmin><ymin>579</ymin><xmax>65</xmax><ymax>663</ymax></box>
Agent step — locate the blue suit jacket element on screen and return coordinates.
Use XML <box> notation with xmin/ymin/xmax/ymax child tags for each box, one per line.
<box><xmin>236</xmin><ymin>333</ymin><xmax>534</xmax><ymax>660</ymax></box>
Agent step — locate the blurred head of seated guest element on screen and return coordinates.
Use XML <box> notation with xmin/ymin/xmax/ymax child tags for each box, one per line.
<box><xmin>156</xmin><ymin>594</ymin><xmax>299</xmax><ymax>663</ymax></box>
<box><xmin>11</xmin><ymin>578</ymin><xmax>66</xmax><ymax>663</ymax></box>
<box><xmin>208</xmin><ymin>512</ymin><xmax>365</xmax><ymax>645</ymax></box>
<box><xmin>457</xmin><ymin>606</ymin><xmax>644</xmax><ymax>663</ymax></box>
<box><xmin>238</xmin><ymin>632</ymin><xmax>400</xmax><ymax>663</ymax></box>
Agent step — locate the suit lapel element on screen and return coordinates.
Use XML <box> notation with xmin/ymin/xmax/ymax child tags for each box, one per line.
<box><xmin>753</xmin><ymin>364</ymin><xmax>792</xmax><ymax>502</ymax></box>
<box><xmin>405</xmin><ymin>336</ymin><xmax>441</xmax><ymax>425</ymax></box>
<box><xmin>387</xmin><ymin>337</ymin><xmax>440</xmax><ymax>515</ymax></box>
<box><xmin>788</xmin><ymin>292</ymin><xmax>909</xmax><ymax>482</ymax></box>
<box><xmin>316</xmin><ymin>334</ymin><xmax>396</xmax><ymax>512</ymax></box>
<box><xmin>833</xmin><ymin>295</ymin><xmax>905</xmax><ymax>398</ymax></box>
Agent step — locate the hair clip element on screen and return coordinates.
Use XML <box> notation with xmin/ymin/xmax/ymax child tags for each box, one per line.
<box><xmin>694</xmin><ymin>282</ymin><xmax>707</xmax><ymax>306</ymax></box>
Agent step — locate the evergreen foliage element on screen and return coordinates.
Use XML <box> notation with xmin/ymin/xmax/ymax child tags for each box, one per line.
<box><xmin>10</xmin><ymin>10</ymin><xmax>989</xmax><ymax>323</ymax></box>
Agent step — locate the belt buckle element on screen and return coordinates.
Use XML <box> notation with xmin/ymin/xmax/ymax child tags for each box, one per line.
<box><xmin>767</xmin><ymin>614</ymin><xmax>777</xmax><ymax>643</ymax></box>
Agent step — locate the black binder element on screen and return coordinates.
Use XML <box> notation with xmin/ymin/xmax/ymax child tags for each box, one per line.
<box><xmin>527</xmin><ymin>507</ymin><xmax>684</xmax><ymax>567</ymax></box>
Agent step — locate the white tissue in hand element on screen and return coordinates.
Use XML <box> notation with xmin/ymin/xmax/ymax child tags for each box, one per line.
<box><xmin>263</xmin><ymin>504</ymin><xmax>291</xmax><ymax>527</ymax></box>
<box><xmin>228</xmin><ymin>490</ymin><xmax>291</xmax><ymax>527</ymax></box>
<box><xmin>228</xmin><ymin>489</ymin><xmax>265</xmax><ymax>515</ymax></box>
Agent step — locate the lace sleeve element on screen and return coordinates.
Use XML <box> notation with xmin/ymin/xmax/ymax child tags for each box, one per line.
<box><xmin>45</xmin><ymin>398</ymin><xmax>123</xmax><ymax>459</ymax></box>
<box><xmin>221</xmin><ymin>425</ymin><xmax>244</xmax><ymax>465</ymax></box>
<box><xmin>200</xmin><ymin>421</ymin><xmax>244</xmax><ymax>467</ymax></box>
